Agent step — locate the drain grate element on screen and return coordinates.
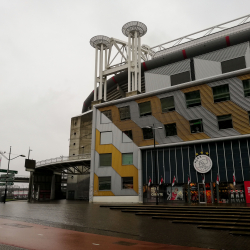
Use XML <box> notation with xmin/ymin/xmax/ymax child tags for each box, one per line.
<box><xmin>113</xmin><ymin>241</ymin><xmax>137</xmax><ymax>246</ymax></box>
<box><xmin>2</xmin><ymin>223</ymin><xmax>32</xmax><ymax>228</ymax></box>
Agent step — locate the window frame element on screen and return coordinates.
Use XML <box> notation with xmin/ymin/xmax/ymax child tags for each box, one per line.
<box><xmin>138</xmin><ymin>101</ymin><xmax>152</xmax><ymax>117</ymax></box>
<box><xmin>243</xmin><ymin>79</ymin><xmax>250</xmax><ymax>98</ymax></box>
<box><xmin>100</xmin><ymin>131</ymin><xmax>113</xmax><ymax>145</ymax></box>
<box><xmin>98</xmin><ymin>176</ymin><xmax>111</xmax><ymax>191</ymax></box>
<box><xmin>160</xmin><ymin>96</ymin><xmax>175</xmax><ymax>113</ymax></box>
<box><xmin>142</xmin><ymin>127</ymin><xmax>153</xmax><ymax>140</ymax></box>
<box><xmin>189</xmin><ymin>119</ymin><xmax>204</xmax><ymax>134</ymax></box>
<box><xmin>122</xmin><ymin>153</ymin><xmax>133</xmax><ymax>165</ymax></box>
<box><xmin>101</xmin><ymin>110</ymin><xmax>112</xmax><ymax>123</ymax></box>
<box><xmin>119</xmin><ymin>106</ymin><xmax>131</xmax><ymax>121</ymax></box>
<box><xmin>212</xmin><ymin>84</ymin><xmax>230</xmax><ymax>103</ymax></box>
<box><xmin>122</xmin><ymin>177</ymin><xmax>133</xmax><ymax>189</ymax></box>
<box><xmin>164</xmin><ymin>123</ymin><xmax>177</xmax><ymax>137</ymax></box>
<box><xmin>99</xmin><ymin>153</ymin><xmax>112</xmax><ymax>167</ymax></box>
<box><xmin>122</xmin><ymin>130</ymin><xmax>133</xmax><ymax>142</ymax></box>
<box><xmin>217</xmin><ymin>114</ymin><xmax>233</xmax><ymax>130</ymax></box>
<box><xmin>185</xmin><ymin>90</ymin><xmax>201</xmax><ymax>108</ymax></box>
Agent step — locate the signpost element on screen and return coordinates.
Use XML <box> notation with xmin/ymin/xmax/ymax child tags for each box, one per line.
<box><xmin>0</xmin><ymin>182</ymin><xmax>14</xmax><ymax>186</ymax></box>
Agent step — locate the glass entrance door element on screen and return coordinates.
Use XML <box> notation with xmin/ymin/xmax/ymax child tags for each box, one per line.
<box><xmin>198</xmin><ymin>183</ymin><xmax>206</xmax><ymax>203</ymax></box>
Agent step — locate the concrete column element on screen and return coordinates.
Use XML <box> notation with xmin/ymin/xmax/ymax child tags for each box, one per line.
<box><xmin>94</xmin><ymin>48</ymin><xmax>98</xmax><ymax>101</ymax></box>
<box><xmin>98</xmin><ymin>44</ymin><xmax>103</xmax><ymax>100</ymax></box>
<box><xmin>28</xmin><ymin>172</ymin><xmax>33</xmax><ymax>202</ymax></box>
<box><xmin>50</xmin><ymin>174</ymin><xmax>56</xmax><ymax>200</ymax></box>
<box><xmin>138</xmin><ymin>36</ymin><xmax>141</xmax><ymax>93</ymax></box>
<box><xmin>134</xmin><ymin>31</ymin><xmax>138</xmax><ymax>91</ymax></box>
<box><xmin>138</xmin><ymin>149</ymin><xmax>143</xmax><ymax>203</ymax></box>
<box><xmin>128</xmin><ymin>34</ymin><xmax>131</xmax><ymax>92</ymax></box>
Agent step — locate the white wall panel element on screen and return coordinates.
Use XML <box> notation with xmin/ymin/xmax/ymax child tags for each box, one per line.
<box><xmin>145</xmin><ymin>73</ymin><xmax>170</xmax><ymax>93</ymax></box>
<box><xmin>194</xmin><ymin>58</ymin><xmax>222</xmax><ymax>80</ymax></box>
<box><xmin>100</xmin><ymin>131</ymin><xmax>112</xmax><ymax>144</ymax></box>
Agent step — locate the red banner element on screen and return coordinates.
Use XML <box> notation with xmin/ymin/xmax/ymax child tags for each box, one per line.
<box><xmin>244</xmin><ymin>181</ymin><xmax>250</xmax><ymax>203</ymax></box>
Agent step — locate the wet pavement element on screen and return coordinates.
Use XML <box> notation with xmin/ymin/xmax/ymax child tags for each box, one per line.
<box><xmin>0</xmin><ymin>200</ymin><xmax>249</xmax><ymax>250</ymax></box>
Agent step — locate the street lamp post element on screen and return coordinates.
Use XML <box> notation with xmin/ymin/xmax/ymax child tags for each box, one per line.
<box><xmin>3</xmin><ymin>146</ymin><xmax>25</xmax><ymax>204</ymax></box>
<box><xmin>145</xmin><ymin>124</ymin><xmax>162</xmax><ymax>205</ymax></box>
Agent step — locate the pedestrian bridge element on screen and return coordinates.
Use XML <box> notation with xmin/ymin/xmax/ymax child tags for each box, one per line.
<box><xmin>36</xmin><ymin>154</ymin><xmax>91</xmax><ymax>175</ymax></box>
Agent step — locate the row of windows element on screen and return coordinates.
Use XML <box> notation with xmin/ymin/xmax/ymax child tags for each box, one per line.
<box><xmin>98</xmin><ymin>176</ymin><xmax>133</xmax><ymax>191</ymax></box>
<box><xmin>99</xmin><ymin>153</ymin><xmax>133</xmax><ymax>166</ymax></box>
<box><xmin>102</xmin><ymin>80</ymin><xmax>250</xmax><ymax>122</ymax></box>
<box><xmin>101</xmin><ymin>113</ymin><xmax>239</xmax><ymax>143</ymax></box>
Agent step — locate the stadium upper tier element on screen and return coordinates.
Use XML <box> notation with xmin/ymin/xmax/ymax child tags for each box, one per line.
<box><xmin>82</xmin><ymin>20</ymin><xmax>250</xmax><ymax>113</ymax></box>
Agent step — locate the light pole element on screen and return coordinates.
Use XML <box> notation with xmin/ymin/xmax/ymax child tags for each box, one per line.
<box><xmin>145</xmin><ymin>124</ymin><xmax>162</xmax><ymax>205</ymax></box>
<box><xmin>3</xmin><ymin>146</ymin><xmax>25</xmax><ymax>203</ymax></box>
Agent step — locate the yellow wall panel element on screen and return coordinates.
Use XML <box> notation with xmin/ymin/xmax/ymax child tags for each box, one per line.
<box><xmin>93</xmin><ymin>173</ymin><xmax>114</xmax><ymax>196</ymax></box>
<box><xmin>98</xmin><ymin>105</ymin><xmax>157</xmax><ymax>146</ymax></box>
<box><xmin>238</xmin><ymin>74</ymin><xmax>250</xmax><ymax>80</ymax></box>
<box><xmin>95</xmin><ymin>130</ymin><xmax>138</xmax><ymax>194</ymax></box>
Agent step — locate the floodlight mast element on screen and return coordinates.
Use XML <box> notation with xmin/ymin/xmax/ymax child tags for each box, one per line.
<box><xmin>90</xmin><ymin>35</ymin><xmax>111</xmax><ymax>102</ymax></box>
<box><xmin>122</xmin><ymin>21</ymin><xmax>147</xmax><ymax>93</ymax></box>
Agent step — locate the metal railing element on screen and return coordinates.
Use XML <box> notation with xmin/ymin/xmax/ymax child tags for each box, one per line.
<box><xmin>36</xmin><ymin>154</ymin><xmax>91</xmax><ymax>167</ymax></box>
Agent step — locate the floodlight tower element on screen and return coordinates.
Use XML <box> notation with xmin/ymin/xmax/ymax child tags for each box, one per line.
<box><xmin>90</xmin><ymin>36</ymin><xmax>111</xmax><ymax>102</ymax></box>
<box><xmin>122</xmin><ymin>21</ymin><xmax>147</xmax><ymax>93</ymax></box>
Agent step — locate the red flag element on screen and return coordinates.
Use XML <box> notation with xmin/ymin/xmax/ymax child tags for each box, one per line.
<box><xmin>148</xmin><ymin>177</ymin><xmax>152</xmax><ymax>187</ymax></box>
<box><xmin>202</xmin><ymin>174</ymin><xmax>205</xmax><ymax>184</ymax></box>
<box><xmin>233</xmin><ymin>173</ymin><xmax>236</xmax><ymax>186</ymax></box>
<box><xmin>188</xmin><ymin>176</ymin><xmax>191</xmax><ymax>185</ymax></box>
<box><xmin>216</xmin><ymin>173</ymin><xmax>219</xmax><ymax>185</ymax></box>
<box><xmin>159</xmin><ymin>176</ymin><xmax>164</xmax><ymax>185</ymax></box>
<box><xmin>172</xmin><ymin>176</ymin><xmax>176</xmax><ymax>187</ymax></box>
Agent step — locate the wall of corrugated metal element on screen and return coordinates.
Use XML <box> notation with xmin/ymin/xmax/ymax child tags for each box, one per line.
<box><xmin>145</xmin><ymin>60</ymin><xmax>190</xmax><ymax>93</ymax></box>
<box><xmin>195</xmin><ymin>42</ymin><xmax>249</xmax><ymax>62</ymax></box>
<box><xmin>194</xmin><ymin>59</ymin><xmax>222</xmax><ymax>80</ymax></box>
<box><xmin>93</xmin><ymin>110</ymin><xmax>139</xmax><ymax>196</ymax></box>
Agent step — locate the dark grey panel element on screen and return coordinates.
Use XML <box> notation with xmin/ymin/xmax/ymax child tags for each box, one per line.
<box><xmin>221</xmin><ymin>56</ymin><xmax>246</xmax><ymax>74</ymax></box>
<box><xmin>171</xmin><ymin>71</ymin><xmax>191</xmax><ymax>86</ymax></box>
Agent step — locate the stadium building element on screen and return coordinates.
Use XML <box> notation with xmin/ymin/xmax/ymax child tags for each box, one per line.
<box><xmin>69</xmin><ymin>15</ymin><xmax>250</xmax><ymax>204</ymax></box>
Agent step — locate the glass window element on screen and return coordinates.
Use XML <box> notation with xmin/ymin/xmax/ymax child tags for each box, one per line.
<box><xmin>122</xmin><ymin>130</ymin><xmax>133</xmax><ymax>142</ymax></box>
<box><xmin>142</xmin><ymin>128</ymin><xmax>153</xmax><ymax>140</ymax></box>
<box><xmin>99</xmin><ymin>154</ymin><xmax>112</xmax><ymax>167</ymax></box>
<box><xmin>99</xmin><ymin>177</ymin><xmax>111</xmax><ymax>191</ymax></box>
<box><xmin>119</xmin><ymin>106</ymin><xmax>130</xmax><ymax>120</ymax></box>
<box><xmin>138</xmin><ymin>102</ymin><xmax>151</xmax><ymax>117</ymax></box>
<box><xmin>212</xmin><ymin>84</ymin><xmax>230</xmax><ymax>103</ymax></box>
<box><xmin>170</xmin><ymin>71</ymin><xmax>191</xmax><ymax>86</ymax></box>
<box><xmin>122</xmin><ymin>153</ymin><xmax>133</xmax><ymax>165</ymax></box>
<box><xmin>185</xmin><ymin>90</ymin><xmax>201</xmax><ymax>108</ymax></box>
<box><xmin>160</xmin><ymin>96</ymin><xmax>175</xmax><ymax>112</ymax></box>
<box><xmin>190</xmin><ymin>119</ymin><xmax>203</xmax><ymax>133</ymax></box>
<box><xmin>217</xmin><ymin>115</ymin><xmax>233</xmax><ymax>129</ymax></box>
<box><xmin>243</xmin><ymin>79</ymin><xmax>250</xmax><ymax>97</ymax></box>
<box><xmin>102</xmin><ymin>110</ymin><xmax>112</xmax><ymax>121</ymax></box>
<box><xmin>164</xmin><ymin>123</ymin><xmax>177</xmax><ymax>136</ymax></box>
<box><xmin>100</xmin><ymin>131</ymin><xmax>112</xmax><ymax>144</ymax></box>
<box><xmin>122</xmin><ymin>177</ymin><xmax>133</xmax><ymax>189</ymax></box>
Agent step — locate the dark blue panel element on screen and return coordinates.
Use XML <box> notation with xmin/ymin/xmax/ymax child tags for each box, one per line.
<box><xmin>170</xmin><ymin>148</ymin><xmax>176</xmax><ymax>183</ymax></box>
<box><xmin>202</xmin><ymin>143</ymin><xmax>212</xmax><ymax>183</ymax></box>
<box><xmin>176</xmin><ymin>147</ymin><xmax>183</xmax><ymax>183</ymax></box>
<box><xmin>217</xmin><ymin>141</ymin><xmax>227</xmax><ymax>182</ymax></box>
<box><xmin>189</xmin><ymin>145</ymin><xmax>197</xmax><ymax>183</ymax></box>
<box><xmin>164</xmin><ymin>149</ymin><xmax>171</xmax><ymax>183</ymax></box>
<box><xmin>146</xmin><ymin>150</ymin><xmax>153</xmax><ymax>184</ymax></box>
<box><xmin>194</xmin><ymin>144</ymin><xmax>202</xmax><ymax>183</ymax></box>
<box><xmin>142</xmin><ymin>150</ymin><xmax>147</xmax><ymax>184</ymax></box>
<box><xmin>182</xmin><ymin>146</ymin><xmax>189</xmax><ymax>183</ymax></box>
<box><xmin>232</xmin><ymin>140</ymin><xmax>243</xmax><ymax>182</ymax></box>
<box><xmin>224</xmin><ymin>141</ymin><xmax>233</xmax><ymax>182</ymax></box>
<box><xmin>240</xmin><ymin>139</ymin><xmax>250</xmax><ymax>181</ymax></box>
<box><xmin>158</xmin><ymin>150</ymin><xmax>164</xmax><ymax>183</ymax></box>
<box><xmin>209</xmin><ymin>142</ymin><xmax>219</xmax><ymax>182</ymax></box>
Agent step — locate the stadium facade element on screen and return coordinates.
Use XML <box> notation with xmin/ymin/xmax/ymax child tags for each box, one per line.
<box><xmin>69</xmin><ymin>15</ymin><xmax>250</xmax><ymax>204</ymax></box>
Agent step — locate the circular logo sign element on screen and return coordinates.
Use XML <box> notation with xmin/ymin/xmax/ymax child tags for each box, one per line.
<box><xmin>193</xmin><ymin>154</ymin><xmax>212</xmax><ymax>173</ymax></box>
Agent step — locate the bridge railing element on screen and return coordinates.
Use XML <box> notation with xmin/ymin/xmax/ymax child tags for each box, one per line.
<box><xmin>36</xmin><ymin>154</ymin><xmax>91</xmax><ymax>167</ymax></box>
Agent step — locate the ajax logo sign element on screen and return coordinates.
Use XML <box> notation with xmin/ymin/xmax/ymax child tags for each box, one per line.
<box><xmin>193</xmin><ymin>152</ymin><xmax>212</xmax><ymax>173</ymax></box>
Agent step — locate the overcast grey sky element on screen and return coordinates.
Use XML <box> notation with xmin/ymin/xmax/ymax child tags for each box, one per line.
<box><xmin>0</xmin><ymin>0</ymin><xmax>250</xmax><ymax>175</ymax></box>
